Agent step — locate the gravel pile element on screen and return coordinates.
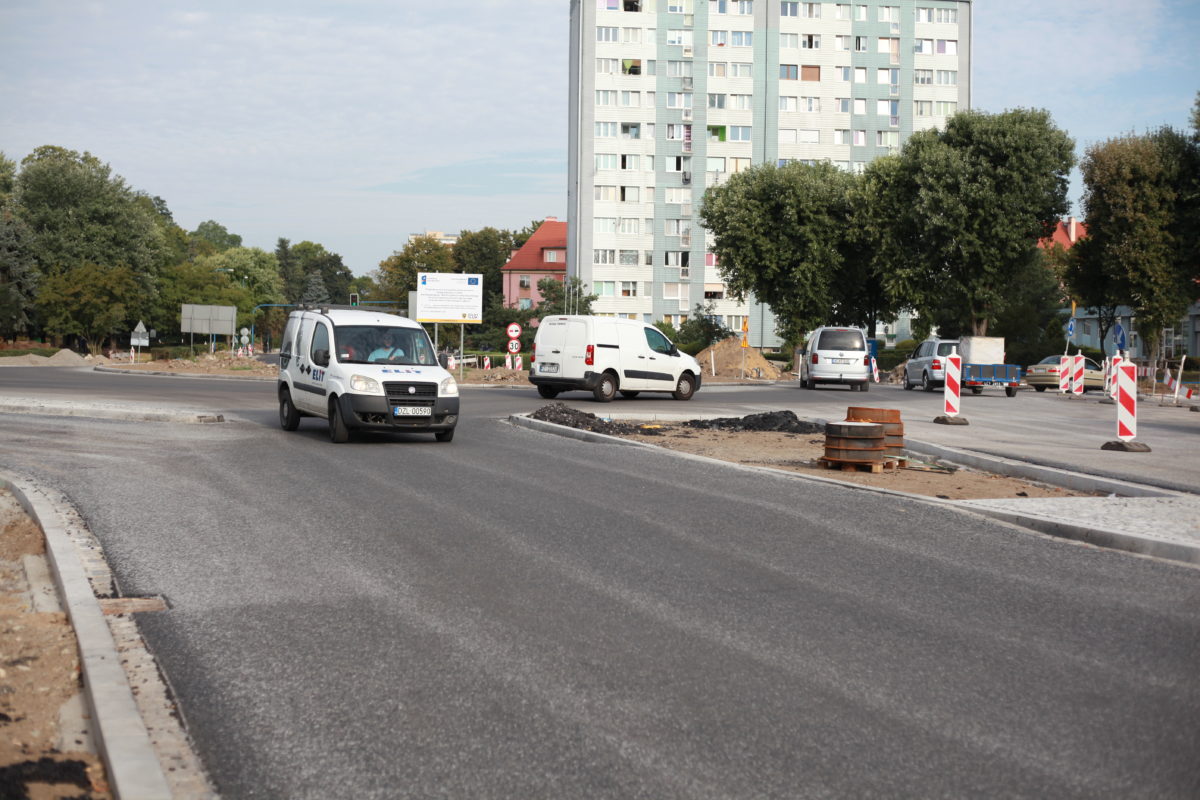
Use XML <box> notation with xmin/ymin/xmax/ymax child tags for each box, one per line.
<box><xmin>682</xmin><ymin>410</ymin><xmax>824</xmax><ymax>434</ymax></box>
<box><xmin>529</xmin><ymin>403</ymin><xmax>638</xmax><ymax>435</ymax></box>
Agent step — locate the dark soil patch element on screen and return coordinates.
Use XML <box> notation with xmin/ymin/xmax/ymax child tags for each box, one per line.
<box><xmin>530</xmin><ymin>403</ymin><xmax>638</xmax><ymax>435</ymax></box>
<box><xmin>682</xmin><ymin>410</ymin><xmax>824</xmax><ymax>434</ymax></box>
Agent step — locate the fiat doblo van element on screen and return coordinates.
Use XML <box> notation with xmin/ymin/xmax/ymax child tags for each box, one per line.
<box><xmin>277</xmin><ymin>307</ymin><xmax>459</xmax><ymax>442</ymax></box>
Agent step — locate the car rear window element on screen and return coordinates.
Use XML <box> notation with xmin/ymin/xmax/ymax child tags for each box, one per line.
<box><xmin>936</xmin><ymin>342</ymin><xmax>958</xmax><ymax>356</ymax></box>
<box><xmin>817</xmin><ymin>330</ymin><xmax>864</xmax><ymax>351</ymax></box>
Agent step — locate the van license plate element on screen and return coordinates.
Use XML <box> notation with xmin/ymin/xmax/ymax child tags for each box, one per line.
<box><xmin>393</xmin><ymin>406</ymin><xmax>432</xmax><ymax>417</ymax></box>
<box><xmin>832</xmin><ymin>358</ymin><xmax>854</xmax><ymax>364</ymax></box>
<box><xmin>540</xmin><ymin>363</ymin><xmax>559</xmax><ymax>374</ymax></box>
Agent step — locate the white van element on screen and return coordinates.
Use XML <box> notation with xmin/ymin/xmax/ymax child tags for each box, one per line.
<box><xmin>797</xmin><ymin>326</ymin><xmax>871</xmax><ymax>391</ymax></box>
<box><xmin>529</xmin><ymin>315</ymin><xmax>702</xmax><ymax>402</ymax></box>
<box><xmin>277</xmin><ymin>307</ymin><xmax>459</xmax><ymax>442</ymax></box>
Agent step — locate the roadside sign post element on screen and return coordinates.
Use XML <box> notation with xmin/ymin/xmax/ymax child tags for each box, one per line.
<box><xmin>130</xmin><ymin>320</ymin><xmax>149</xmax><ymax>364</ymax></box>
<box><xmin>507</xmin><ymin>324</ymin><xmax>522</xmax><ymax>373</ymax></box>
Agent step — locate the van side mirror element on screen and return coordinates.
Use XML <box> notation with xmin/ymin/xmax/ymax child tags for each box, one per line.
<box><xmin>313</xmin><ymin>349</ymin><xmax>330</xmax><ymax>367</ymax></box>
<box><xmin>670</xmin><ymin>344</ymin><xmax>679</xmax><ymax>356</ymax></box>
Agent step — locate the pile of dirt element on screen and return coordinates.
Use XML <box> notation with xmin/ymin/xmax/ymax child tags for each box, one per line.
<box><xmin>682</xmin><ymin>410</ymin><xmax>824</xmax><ymax>434</ymax></box>
<box><xmin>694</xmin><ymin>337</ymin><xmax>787</xmax><ymax>381</ymax></box>
<box><xmin>468</xmin><ymin>367</ymin><xmax>527</xmax><ymax>384</ymax></box>
<box><xmin>0</xmin><ymin>353</ymin><xmax>51</xmax><ymax>365</ymax></box>
<box><xmin>46</xmin><ymin>349</ymin><xmax>89</xmax><ymax>366</ymax></box>
<box><xmin>530</xmin><ymin>403</ymin><xmax>637</xmax><ymax>435</ymax></box>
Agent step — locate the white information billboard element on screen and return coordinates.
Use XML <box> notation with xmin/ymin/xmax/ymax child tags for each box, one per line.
<box><xmin>181</xmin><ymin>304</ymin><xmax>237</xmax><ymax>336</ymax></box>
<box><xmin>415</xmin><ymin>273</ymin><xmax>482</xmax><ymax>324</ymax></box>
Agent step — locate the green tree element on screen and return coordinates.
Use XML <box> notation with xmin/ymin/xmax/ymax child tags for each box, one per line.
<box><xmin>13</xmin><ymin>146</ymin><xmax>168</xmax><ymax>279</ymax></box>
<box><xmin>535</xmin><ymin>276</ymin><xmax>596</xmax><ymax>317</ymax></box>
<box><xmin>377</xmin><ymin>236</ymin><xmax>454</xmax><ymax>301</ymax></box>
<box><xmin>1056</xmin><ymin>237</ymin><xmax>1122</xmax><ymax>348</ymax></box>
<box><xmin>0</xmin><ymin>210</ymin><xmax>38</xmax><ymax>341</ymax></box>
<box><xmin>453</xmin><ymin>227</ymin><xmax>514</xmax><ymax>312</ymax></box>
<box><xmin>0</xmin><ymin>151</ymin><xmax>15</xmax><ymax>206</ymax></box>
<box><xmin>155</xmin><ymin>260</ymin><xmax>253</xmax><ymax>339</ymax></box>
<box><xmin>190</xmin><ymin>220</ymin><xmax>242</xmax><ymax>252</ymax></box>
<box><xmin>872</xmin><ymin>109</ymin><xmax>1075</xmax><ymax>335</ymax></box>
<box><xmin>36</xmin><ymin>262</ymin><xmax>145</xmax><ymax>353</ymax></box>
<box><xmin>299</xmin><ymin>271</ymin><xmax>331</xmax><ymax>305</ymax></box>
<box><xmin>676</xmin><ymin>302</ymin><xmax>732</xmax><ymax>353</ymax></box>
<box><xmin>291</xmin><ymin>241</ymin><xmax>353</xmax><ymax>304</ymax></box>
<box><xmin>700</xmin><ymin>161</ymin><xmax>861</xmax><ymax>343</ymax></box>
<box><xmin>988</xmin><ymin>248</ymin><xmax>1068</xmax><ymax>366</ymax></box>
<box><xmin>275</xmin><ymin>238</ymin><xmax>303</xmax><ymax>301</ymax></box>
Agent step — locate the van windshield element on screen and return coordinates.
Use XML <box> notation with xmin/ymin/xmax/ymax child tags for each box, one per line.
<box><xmin>817</xmin><ymin>330</ymin><xmax>865</xmax><ymax>351</ymax></box>
<box><xmin>334</xmin><ymin>326</ymin><xmax>438</xmax><ymax>366</ymax></box>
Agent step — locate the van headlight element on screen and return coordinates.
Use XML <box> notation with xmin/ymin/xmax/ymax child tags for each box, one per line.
<box><xmin>440</xmin><ymin>376</ymin><xmax>459</xmax><ymax>396</ymax></box>
<box><xmin>350</xmin><ymin>374</ymin><xmax>382</xmax><ymax>394</ymax></box>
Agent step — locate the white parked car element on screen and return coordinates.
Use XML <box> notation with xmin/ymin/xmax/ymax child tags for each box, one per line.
<box><xmin>277</xmin><ymin>307</ymin><xmax>459</xmax><ymax>442</ymax></box>
<box><xmin>529</xmin><ymin>315</ymin><xmax>702</xmax><ymax>402</ymax></box>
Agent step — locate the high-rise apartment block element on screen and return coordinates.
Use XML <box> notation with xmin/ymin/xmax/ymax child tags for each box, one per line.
<box><xmin>568</xmin><ymin>0</ymin><xmax>971</xmax><ymax>339</ymax></box>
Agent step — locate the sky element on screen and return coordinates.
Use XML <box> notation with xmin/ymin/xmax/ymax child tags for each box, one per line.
<box><xmin>2</xmin><ymin>0</ymin><xmax>1198</xmax><ymax>276</ymax></box>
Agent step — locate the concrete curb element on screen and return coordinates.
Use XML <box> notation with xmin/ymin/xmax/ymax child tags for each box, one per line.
<box><xmin>508</xmin><ymin>414</ymin><xmax>1200</xmax><ymax>566</ymax></box>
<box><xmin>0</xmin><ymin>397</ymin><xmax>224</xmax><ymax>424</ymax></box>
<box><xmin>94</xmin><ymin>365</ymin><xmax>274</xmax><ymax>382</ymax></box>
<box><xmin>0</xmin><ymin>470</ymin><xmax>172</xmax><ymax>800</ymax></box>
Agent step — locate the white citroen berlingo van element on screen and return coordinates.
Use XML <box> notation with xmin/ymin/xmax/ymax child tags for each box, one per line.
<box><xmin>529</xmin><ymin>315</ymin><xmax>702</xmax><ymax>402</ymax></box>
<box><xmin>277</xmin><ymin>307</ymin><xmax>459</xmax><ymax>442</ymax></box>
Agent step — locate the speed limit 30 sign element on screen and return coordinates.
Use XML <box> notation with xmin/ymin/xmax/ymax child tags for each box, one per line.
<box><xmin>506</xmin><ymin>339</ymin><xmax>521</xmax><ymax>354</ymax></box>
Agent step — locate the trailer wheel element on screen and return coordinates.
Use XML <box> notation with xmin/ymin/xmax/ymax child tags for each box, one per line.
<box><xmin>970</xmin><ymin>386</ymin><xmax>982</xmax><ymax>395</ymax></box>
<box><xmin>1005</xmin><ymin>386</ymin><xmax>1018</xmax><ymax>397</ymax></box>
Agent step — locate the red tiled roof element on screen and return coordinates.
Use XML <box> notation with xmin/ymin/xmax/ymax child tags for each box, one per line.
<box><xmin>501</xmin><ymin>219</ymin><xmax>568</xmax><ymax>271</ymax></box>
<box><xmin>1039</xmin><ymin>217</ymin><xmax>1088</xmax><ymax>249</ymax></box>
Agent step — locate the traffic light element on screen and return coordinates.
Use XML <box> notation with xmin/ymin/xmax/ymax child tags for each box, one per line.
<box><xmin>349</xmin><ymin>293</ymin><xmax>359</xmax><ymax>306</ymax></box>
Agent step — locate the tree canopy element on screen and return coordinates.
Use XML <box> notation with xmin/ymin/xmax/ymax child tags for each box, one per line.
<box><xmin>377</xmin><ymin>236</ymin><xmax>455</xmax><ymax>301</ymax></box>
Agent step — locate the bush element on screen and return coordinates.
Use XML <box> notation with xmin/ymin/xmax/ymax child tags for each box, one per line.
<box><xmin>0</xmin><ymin>347</ymin><xmax>59</xmax><ymax>358</ymax></box>
<box><xmin>874</xmin><ymin>349</ymin><xmax>909</xmax><ymax>372</ymax></box>
<box><xmin>151</xmin><ymin>346</ymin><xmax>196</xmax><ymax>361</ymax></box>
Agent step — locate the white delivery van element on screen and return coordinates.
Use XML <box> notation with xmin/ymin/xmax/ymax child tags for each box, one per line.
<box><xmin>529</xmin><ymin>315</ymin><xmax>702</xmax><ymax>402</ymax></box>
<box><xmin>277</xmin><ymin>307</ymin><xmax>459</xmax><ymax>442</ymax></box>
<box><xmin>797</xmin><ymin>326</ymin><xmax>871</xmax><ymax>391</ymax></box>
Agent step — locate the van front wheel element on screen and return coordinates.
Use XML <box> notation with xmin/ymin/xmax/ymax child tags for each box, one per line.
<box><xmin>329</xmin><ymin>398</ymin><xmax>350</xmax><ymax>443</ymax></box>
<box><xmin>593</xmin><ymin>372</ymin><xmax>617</xmax><ymax>402</ymax></box>
<box><xmin>673</xmin><ymin>373</ymin><xmax>696</xmax><ymax>401</ymax></box>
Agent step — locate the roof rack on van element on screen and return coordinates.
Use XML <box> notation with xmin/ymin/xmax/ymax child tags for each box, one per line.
<box><xmin>296</xmin><ymin>303</ymin><xmax>408</xmax><ymax>315</ymax></box>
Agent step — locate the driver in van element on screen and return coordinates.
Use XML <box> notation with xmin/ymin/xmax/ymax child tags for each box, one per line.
<box><xmin>369</xmin><ymin>331</ymin><xmax>405</xmax><ymax>363</ymax></box>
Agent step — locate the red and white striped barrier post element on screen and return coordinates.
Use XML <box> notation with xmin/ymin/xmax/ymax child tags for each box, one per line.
<box><xmin>515</xmin><ymin>355</ymin><xmax>523</xmax><ymax>371</ymax></box>
<box><xmin>1102</xmin><ymin>363</ymin><xmax>1150</xmax><ymax>451</ymax></box>
<box><xmin>1163</xmin><ymin>362</ymin><xmax>1195</xmax><ymax>402</ymax></box>
<box><xmin>483</xmin><ymin>355</ymin><xmax>491</xmax><ymax>370</ymax></box>
<box><xmin>1108</xmin><ymin>355</ymin><xmax>1121</xmax><ymax>399</ymax></box>
<box><xmin>870</xmin><ymin>356</ymin><xmax>879</xmax><ymax>383</ymax></box>
<box><xmin>505</xmin><ymin>353</ymin><xmax>512</xmax><ymax>370</ymax></box>
<box><xmin>1071</xmin><ymin>352</ymin><xmax>1085</xmax><ymax>395</ymax></box>
<box><xmin>934</xmin><ymin>351</ymin><xmax>968</xmax><ymax>425</ymax></box>
<box><xmin>1059</xmin><ymin>355</ymin><xmax>1071</xmax><ymax>393</ymax></box>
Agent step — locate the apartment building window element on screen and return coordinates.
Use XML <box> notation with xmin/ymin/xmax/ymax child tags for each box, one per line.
<box><xmin>853</xmin><ymin>67</ymin><xmax>867</xmax><ymax>83</ymax></box>
<box><xmin>854</xmin><ymin>98</ymin><xmax>866</xmax><ymax>114</ymax></box>
<box><xmin>937</xmin><ymin>39</ymin><xmax>958</xmax><ymax>55</ymax></box>
<box><xmin>835</xmin><ymin>160</ymin><xmax>850</xmax><ymax>170</ymax></box>
<box><xmin>835</xmin><ymin>3</ymin><xmax>850</xmax><ymax>19</ymax></box>
<box><xmin>854</xmin><ymin>36</ymin><xmax>868</xmax><ymax>52</ymax></box>
<box><xmin>730</xmin><ymin>125</ymin><xmax>752</xmax><ymax>141</ymax></box>
<box><xmin>663</xmin><ymin>282</ymin><xmax>681</xmax><ymax>300</ymax></box>
<box><xmin>878</xmin><ymin>5</ymin><xmax>898</xmax><ymax>22</ymax></box>
<box><xmin>878</xmin><ymin>68</ymin><xmax>899</xmax><ymax>85</ymax></box>
<box><xmin>596</xmin><ymin>90</ymin><xmax>617</xmax><ymax>106</ymax></box>
<box><xmin>936</xmin><ymin>69</ymin><xmax>958</xmax><ymax>85</ymax></box>
<box><xmin>781</xmin><ymin>1</ymin><xmax>798</xmax><ymax>15</ymax></box>
<box><xmin>667</xmin><ymin>92</ymin><xmax>693</xmax><ymax>108</ymax></box>
<box><xmin>914</xmin><ymin>100</ymin><xmax>932</xmax><ymax>117</ymax></box>
<box><xmin>621</xmin><ymin>154</ymin><xmax>641</xmax><ymax>171</ymax></box>
<box><xmin>667</xmin><ymin>60</ymin><xmax>693</xmax><ymax>76</ymax></box>
<box><xmin>665</xmin><ymin>251</ymin><xmax>690</xmax><ymax>267</ymax></box>
<box><xmin>854</xmin><ymin>4</ymin><xmax>867</xmax><ymax>20</ymax></box>
<box><xmin>621</xmin><ymin>122</ymin><xmax>642</xmax><ymax>139</ymax></box>
<box><xmin>708</xmin><ymin>125</ymin><xmax>727</xmax><ymax>141</ymax></box>
<box><xmin>915</xmin><ymin>38</ymin><xmax>933</xmax><ymax>54</ymax></box>
<box><xmin>798</xmin><ymin>129</ymin><xmax>819</xmax><ymax>143</ymax></box>
<box><xmin>622</xmin><ymin>27</ymin><xmax>641</xmax><ymax>43</ymax></box>
<box><xmin>594</xmin><ymin>281</ymin><xmax>615</xmax><ymax>296</ymax></box>
<box><xmin>597</xmin><ymin>58</ymin><xmax>619</xmax><ymax>74</ymax></box>
<box><xmin>666</xmin><ymin>124</ymin><xmax>691</xmax><ymax>141</ymax></box>
<box><xmin>914</xmin><ymin>69</ymin><xmax>933</xmax><ymax>85</ymax></box>
<box><xmin>801</xmin><ymin>65</ymin><xmax>820</xmax><ymax>81</ymax></box>
<box><xmin>800</xmin><ymin>96</ymin><xmax>819</xmax><ymax>112</ymax></box>
<box><xmin>711</xmin><ymin>30</ymin><xmax>728</xmax><ymax>46</ymax></box>
<box><xmin>836</xmin><ymin>97</ymin><xmax>851</xmax><ymax>113</ymax></box>
<box><xmin>595</xmin><ymin>185</ymin><xmax>617</xmax><ymax>201</ymax></box>
<box><xmin>619</xmin><ymin>250</ymin><xmax>639</xmax><ymax>265</ymax></box>
<box><xmin>667</xmin><ymin>29</ymin><xmax>692</xmax><ymax>45</ymax></box>
<box><xmin>835</xmin><ymin>35</ymin><xmax>850</xmax><ymax>51</ymax></box>
<box><xmin>621</xmin><ymin>91</ymin><xmax>641</xmax><ymax>106</ymax></box>
<box><xmin>668</xmin><ymin>0</ymin><xmax>693</xmax><ymax>11</ymax></box>
<box><xmin>595</xmin><ymin>153</ymin><xmax>618</xmax><ymax>170</ymax></box>
<box><xmin>780</xmin><ymin>64</ymin><xmax>798</xmax><ymax>80</ymax></box>
<box><xmin>595</xmin><ymin>121</ymin><xmax>618</xmax><ymax>137</ymax></box>
<box><xmin>937</xmin><ymin>8</ymin><xmax>957</xmax><ymax>23</ymax></box>
<box><xmin>595</xmin><ymin>218</ymin><xmax>617</xmax><ymax>234</ymax></box>
<box><xmin>734</xmin><ymin>0</ymin><xmax>753</xmax><ymax>13</ymax></box>
<box><xmin>618</xmin><ymin>217</ymin><xmax>641</xmax><ymax>234</ymax></box>
<box><xmin>731</xmin><ymin>157</ymin><xmax>752</xmax><ymax>172</ymax></box>
<box><xmin>732</xmin><ymin>62</ymin><xmax>753</xmax><ymax>77</ymax></box>
<box><xmin>622</xmin><ymin>58</ymin><xmax>642</xmax><ymax>75</ymax></box>
<box><xmin>801</xmin><ymin>34</ymin><xmax>819</xmax><ymax>49</ymax></box>
<box><xmin>597</xmin><ymin>26</ymin><xmax>619</xmax><ymax>42</ymax></box>
<box><xmin>731</xmin><ymin>93</ymin><xmax>753</xmax><ymax>109</ymax></box>
<box><xmin>710</xmin><ymin>0</ymin><xmax>727</xmax><ymax>12</ymax></box>
<box><xmin>877</xmin><ymin>37</ymin><xmax>898</xmax><ymax>54</ymax></box>
<box><xmin>620</xmin><ymin>281</ymin><xmax>639</xmax><ymax>297</ymax></box>
<box><xmin>781</xmin><ymin>33</ymin><xmax>798</xmax><ymax>49</ymax></box>
<box><xmin>645</xmin><ymin>251</ymin><xmax>654</xmax><ymax>265</ymax></box>
<box><xmin>779</xmin><ymin>128</ymin><xmax>797</xmax><ymax>144</ymax></box>
<box><xmin>665</xmin><ymin>187</ymin><xmax>690</xmax><ymax>203</ymax></box>
<box><xmin>732</xmin><ymin>30</ymin><xmax>753</xmax><ymax>46</ymax></box>
<box><xmin>664</xmin><ymin>218</ymin><xmax>690</xmax><ymax>235</ymax></box>
<box><xmin>801</xmin><ymin>2</ymin><xmax>820</xmax><ymax>17</ymax></box>
<box><xmin>665</xmin><ymin>154</ymin><xmax>691</xmax><ymax>171</ymax></box>
<box><xmin>594</xmin><ymin>249</ymin><xmax>616</xmax><ymax>264</ymax></box>
<box><xmin>915</xmin><ymin>7</ymin><xmax>933</xmax><ymax>23</ymax></box>
<box><xmin>877</xmin><ymin>131</ymin><xmax>899</xmax><ymax>148</ymax></box>
<box><xmin>779</xmin><ymin>95</ymin><xmax>797</xmax><ymax>112</ymax></box>
<box><xmin>853</xmin><ymin>129</ymin><xmax>866</xmax><ymax>146</ymax></box>
<box><xmin>709</xmin><ymin>61</ymin><xmax>728</xmax><ymax>77</ymax></box>
<box><xmin>877</xmin><ymin>99</ymin><xmax>899</xmax><ymax>117</ymax></box>
<box><xmin>838</xmin><ymin>66</ymin><xmax>852</xmax><ymax>81</ymax></box>
<box><xmin>936</xmin><ymin>100</ymin><xmax>958</xmax><ymax>115</ymax></box>
<box><xmin>620</xmin><ymin>186</ymin><xmax>640</xmax><ymax>202</ymax></box>
<box><xmin>707</xmin><ymin>156</ymin><xmax>726</xmax><ymax>172</ymax></box>
<box><xmin>834</xmin><ymin>129</ymin><xmax>850</xmax><ymax>145</ymax></box>
<box><xmin>708</xmin><ymin>93</ymin><xmax>727</xmax><ymax>109</ymax></box>
<box><xmin>704</xmin><ymin>287</ymin><xmax>725</xmax><ymax>299</ymax></box>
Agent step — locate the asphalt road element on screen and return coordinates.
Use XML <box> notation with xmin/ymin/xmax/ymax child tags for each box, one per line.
<box><xmin>1</xmin><ymin>368</ymin><xmax>1199</xmax><ymax>798</ymax></box>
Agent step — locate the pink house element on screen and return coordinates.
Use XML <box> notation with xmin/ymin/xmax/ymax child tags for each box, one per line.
<box><xmin>501</xmin><ymin>217</ymin><xmax>567</xmax><ymax>319</ymax></box>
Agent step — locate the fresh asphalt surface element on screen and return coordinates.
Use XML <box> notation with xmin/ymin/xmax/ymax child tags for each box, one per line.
<box><xmin>1</xmin><ymin>368</ymin><xmax>1199</xmax><ymax>798</ymax></box>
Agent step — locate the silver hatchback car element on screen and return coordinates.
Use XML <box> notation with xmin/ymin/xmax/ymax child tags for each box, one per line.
<box><xmin>903</xmin><ymin>338</ymin><xmax>960</xmax><ymax>391</ymax></box>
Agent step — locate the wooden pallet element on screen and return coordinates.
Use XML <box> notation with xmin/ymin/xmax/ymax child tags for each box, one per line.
<box><xmin>817</xmin><ymin>457</ymin><xmax>901</xmax><ymax>474</ymax></box>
